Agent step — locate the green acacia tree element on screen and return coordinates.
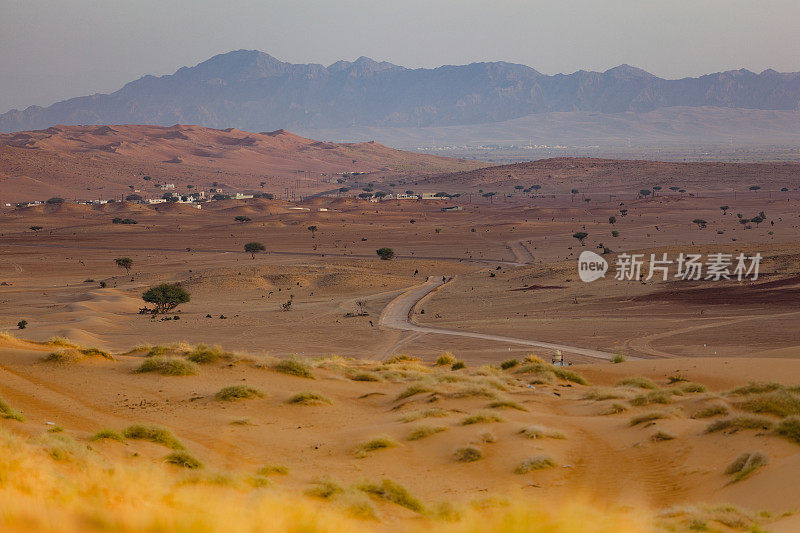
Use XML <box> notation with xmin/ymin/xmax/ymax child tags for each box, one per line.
<box><xmin>114</xmin><ymin>257</ymin><xmax>134</xmax><ymax>274</ymax></box>
<box><xmin>142</xmin><ymin>284</ymin><xmax>190</xmax><ymax>314</ymax></box>
<box><xmin>244</xmin><ymin>242</ymin><xmax>266</xmax><ymax>259</ymax></box>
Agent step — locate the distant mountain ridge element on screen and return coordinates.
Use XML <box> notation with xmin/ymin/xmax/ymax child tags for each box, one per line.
<box><xmin>2</xmin><ymin>50</ymin><xmax>800</xmax><ymax>133</ymax></box>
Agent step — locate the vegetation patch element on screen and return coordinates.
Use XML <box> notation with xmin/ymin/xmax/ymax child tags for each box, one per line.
<box><xmin>136</xmin><ymin>357</ymin><xmax>198</xmax><ymax>376</ymax></box>
<box><xmin>287</xmin><ymin>391</ymin><xmax>332</xmax><ymax>405</ymax></box>
<box><xmin>0</xmin><ymin>397</ymin><xmax>24</xmax><ymax>422</ymax></box>
<box><xmin>734</xmin><ymin>390</ymin><xmax>800</xmax><ymax>418</ymax></box>
<box><xmin>90</xmin><ymin>429</ymin><xmax>125</xmax><ymax>442</ymax></box>
<box><xmin>461</xmin><ymin>412</ymin><xmax>505</xmax><ymax>425</ymax></box>
<box><xmin>616</xmin><ymin>377</ymin><xmax>658</xmax><ymax>389</ymax></box>
<box><xmin>602</xmin><ymin>402</ymin><xmax>628</xmax><ymax>415</ymax></box>
<box><xmin>397</xmin><ymin>384</ymin><xmax>432</xmax><ymax>400</ymax></box>
<box><xmin>486</xmin><ymin>400</ymin><xmax>527</xmax><ymax>411</ymax></box>
<box><xmin>400</xmin><ymin>408</ymin><xmax>449</xmax><ymax>423</ymax></box>
<box><xmin>630</xmin><ymin>389</ymin><xmax>674</xmax><ymax>406</ymax></box>
<box><xmin>519</xmin><ymin>425</ymin><xmax>565</xmax><ymax>440</ymax></box>
<box><xmin>435</xmin><ymin>352</ymin><xmax>457</xmax><ymax>366</ymax></box>
<box><xmin>691</xmin><ymin>402</ymin><xmax>729</xmax><ymax>419</ymax></box>
<box><xmin>514</xmin><ymin>455</ymin><xmax>555</xmax><ymax>474</ymax></box>
<box><xmin>350</xmin><ymin>372</ymin><xmax>380</xmax><ymax>382</ymax></box>
<box><xmin>187</xmin><ymin>344</ymin><xmax>231</xmax><ymax>364</ymax></box>
<box><xmin>583</xmin><ymin>387</ymin><xmax>632</xmax><ymax>401</ymax></box>
<box><xmin>678</xmin><ymin>382</ymin><xmax>707</xmax><ymax>393</ymax></box>
<box><xmin>453</xmin><ymin>446</ymin><xmax>483</xmax><ymax>463</ymax></box>
<box><xmin>274</xmin><ymin>358</ymin><xmax>314</xmax><ymax>378</ymax></box>
<box><xmin>725</xmin><ymin>452</ymin><xmax>767</xmax><ymax>482</ymax></box>
<box><xmin>384</xmin><ymin>354</ymin><xmax>420</xmax><ymax>364</ymax></box>
<box><xmin>407</xmin><ymin>424</ymin><xmax>446</xmax><ymax>441</ymax></box>
<box><xmin>164</xmin><ymin>451</ymin><xmax>202</xmax><ymax>469</ymax></box>
<box><xmin>775</xmin><ymin>416</ymin><xmax>800</xmax><ymax>444</ymax></box>
<box><xmin>629</xmin><ymin>411</ymin><xmax>671</xmax><ymax>426</ymax></box>
<box><xmin>357</xmin><ymin>478</ymin><xmax>424</xmax><ymax>513</ymax></box>
<box><xmin>215</xmin><ymin>385</ymin><xmax>264</xmax><ymax>401</ymax></box>
<box><xmin>705</xmin><ymin>416</ymin><xmax>774</xmax><ymax>434</ymax></box>
<box><xmin>651</xmin><ymin>431</ymin><xmax>676</xmax><ymax>442</ymax></box>
<box><xmin>257</xmin><ymin>464</ymin><xmax>289</xmax><ymax>476</ymax></box>
<box><xmin>354</xmin><ymin>435</ymin><xmax>397</xmax><ymax>457</ymax></box>
<box><xmin>122</xmin><ymin>425</ymin><xmax>184</xmax><ymax>450</ymax></box>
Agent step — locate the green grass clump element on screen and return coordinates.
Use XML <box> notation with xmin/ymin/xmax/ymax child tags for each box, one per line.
<box><xmin>164</xmin><ymin>451</ymin><xmax>202</xmax><ymax>469</ymax></box>
<box><xmin>725</xmin><ymin>452</ymin><xmax>767</xmax><ymax>482</ymax></box>
<box><xmin>630</xmin><ymin>389</ymin><xmax>674</xmax><ymax>406</ymax></box>
<box><xmin>215</xmin><ymin>385</ymin><xmax>264</xmax><ymax>401</ymax></box>
<box><xmin>0</xmin><ymin>397</ymin><xmax>24</xmax><ymax>422</ymax></box>
<box><xmin>602</xmin><ymin>402</ymin><xmax>628</xmax><ymax>415</ymax></box>
<box><xmin>552</xmin><ymin>367</ymin><xmax>588</xmax><ymax>385</ymax></box>
<box><xmin>651</xmin><ymin>431</ymin><xmax>676</xmax><ymax>442</ymax></box>
<box><xmin>122</xmin><ymin>425</ymin><xmax>184</xmax><ymax>450</ymax></box>
<box><xmin>705</xmin><ymin>416</ymin><xmax>774</xmax><ymax>434</ymax></box>
<box><xmin>354</xmin><ymin>435</ymin><xmax>397</xmax><ymax>456</ymax></box>
<box><xmin>616</xmin><ymin>377</ymin><xmax>658</xmax><ymax>389</ymax></box>
<box><xmin>90</xmin><ymin>429</ymin><xmax>125</xmax><ymax>442</ymax></box>
<box><xmin>734</xmin><ymin>390</ymin><xmax>800</xmax><ymax>418</ymax></box>
<box><xmin>514</xmin><ymin>455</ymin><xmax>555</xmax><ymax>474</ymax></box>
<box><xmin>397</xmin><ymin>384</ymin><xmax>431</xmax><ymax>400</ymax></box>
<box><xmin>486</xmin><ymin>400</ymin><xmax>527</xmax><ymax>411</ymax></box>
<box><xmin>435</xmin><ymin>352</ymin><xmax>457</xmax><ymax>366</ymax></box>
<box><xmin>500</xmin><ymin>359</ymin><xmax>519</xmax><ymax>370</ymax></box>
<box><xmin>257</xmin><ymin>464</ymin><xmax>289</xmax><ymax>476</ymax></box>
<box><xmin>775</xmin><ymin>416</ymin><xmax>800</xmax><ymax>444</ymax></box>
<box><xmin>611</xmin><ymin>353</ymin><xmax>626</xmax><ymax>364</ymax></box>
<box><xmin>146</xmin><ymin>345</ymin><xmax>169</xmax><ymax>357</ymax></box>
<box><xmin>357</xmin><ymin>478</ymin><xmax>424</xmax><ymax>512</ymax></box>
<box><xmin>451</xmin><ymin>361</ymin><xmax>466</xmax><ymax>370</ymax></box>
<box><xmin>407</xmin><ymin>424</ymin><xmax>446</xmax><ymax>441</ymax></box>
<box><xmin>274</xmin><ymin>358</ymin><xmax>314</xmax><ymax>379</ymax></box>
<box><xmin>629</xmin><ymin>411</ymin><xmax>670</xmax><ymax>426</ymax></box>
<box><xmin>187</xmin><ymin>344</ymin><xmax>230</xmax><ymax>364</ymax></box>
<box><xmin>519</xmin><ymin>425</ymin><xmax>565</xmax><ymax>440</ymax></box>
<box><xmin>136</xmin><ymin>357</ymin><xmax>198</xmax><ymax>376</ymax></box>
<box><xmin>691</xmin><ymin>402</ymin><xmax>729</xmax><ymax>419</ymax></box>
<box><xmin>287</xmin><ymin>391</ymin><xmax>332</xmax><ymax>405</ymax></box>
<box><xmin>453</xmin><ymin>446</ymin><xmax>483</xmax><ymax>463</ymax></box>
<box><xmin>461</xmin><ymin>412</ymin><xmax>505</xmax><ymax>425</ymax></box>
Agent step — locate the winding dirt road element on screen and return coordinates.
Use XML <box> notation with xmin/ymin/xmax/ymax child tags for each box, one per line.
<box><xmin>379</xmin><ymin>277</ymin><xmax>626</xmax><ymax>361</ymax></box>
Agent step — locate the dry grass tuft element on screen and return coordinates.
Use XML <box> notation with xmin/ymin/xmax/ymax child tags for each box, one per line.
<box><xmin>514</xmin><ymin>455</ymin><xmax>555</xmax><ymax>474</ymax></box>
<box><xmin>215</xmin><ymin>385</ymin><xmax>264</xmax><ymax>401</ymax></box>
<box><xmin>629</xmin><ymin>411</ymin><xmax>671</xmax><ymax>426</ymax></box>
<box><xmin>122</xmin><ymin>425</ymin><xmax>184</xmax><ymax>450</ymax></box>
<box><xmin>734</xmin><ymin>390</ymin><xmax>800</xmax><ymax>418</ymax></box>
<box><xmin>136</xmin><ymin>357</ymin><xmax>198</xmax><ymax>376</ymax></box>
<box><xmin>705</xmin><ymin>416</ymin><xmax>774</xmax><ymax>434</ymax></box>
<box><xmin>274</xmin><ymin>357</ymin><xmax>314</xmax><ymax>378</ymax></box>
<box><xmin>400</xmin><ymin>408</ymin><xmax>449</xmax><ymax>423</ymax></box>
<box><xmin>0</xmin><ymin>397</ymin><xmax>24</xmax><ymax>422</ymax></box>
<box><xmin>357</xmin><ymin>478</ymin><xmax>424</xmax><ymax>512</ymax></box>
<box><xmin>616</xmin><ymin>377</ymin><xmax>658</xmax><ymax>389</ymax></box>
<box><xmin>630</xmin><ymin>390</ymin><xmax>674</xmax><ymax>406</ymax></box>
<box><xmin>257</xmin><ymin>464</ymin><xmax>289</xmax><ymax>476</ymax></box>
<box><xmin>691</xmin><ymin>402</ymin><xmax>729</xmax><ymax>419</ymax></box>
<box><xmin>164</xmin><ymin>451</ymin><xmax>202</xmax><ymax>469</ymax></box>
<box><xmin>397</xmin><ymin>384</ymin><xmax>432</xmax><ymax>400</ymax></box>
<box><xmin>384</xmin><ymin>354</ymin><xmax>420</xmax><ymax>364</ymax></box>
<box><xmin>519</xmin><ymin>425</ymin><xmax>565</xmax><ymax>440</ymax></box>
<box><xmin>354</xmin><ymin>435</ymin><xmax>397</xmax><ymax>457</ymax></box>
<box><xmin>407</xmin><ymin>424</ymin><xmax>446</xmax><ymax>441</ymax></box>
<box><xmin>90</xmin><ymin>429</ymin><xmax>125</xmax><ymax>442</ymax></box>
<box><xmin>601</xmin><ymin>402</ymin><xmax>628</xmax><ymax>415</ymax></box>
<box><xmin>775</xmin><ymin>416</ymin><xmax>800</xmax><ymax>444</ymax></box>
<box><xmin>651</xmin><ymin>431</ymin><xmax>676</xmax><ymax>442</ymax></box>
<box><xmin>461</xmin><ymin>412</ymin><xmax>505</xmax><ymax>425</ymax></box>
<box><xmin>583</xmin><ymin>387</ymin><xmax>632</xmax><ymax>401</ymax></box>
<box><xmin>435</xmin><ymin>352</ymin><xmax>457</xmax><ymax>366</ymax></box>
<box><xmin>453</xmin><ymin>446</ymin><xmax>483</xmax><ymax>463</ymax></box>
<box><xmin>288</xmin><ymin>391</ymin><xmax>332</xmax><ymax>406</ymax></box>
<box><xmin>678</xmin><ymin>382</ymin><xmax>707</xmax><ymax>394</ymax></box>
<box><xmin>725</xmin><ymin>452</ymin><xmax>767</xmax><ymax>482</ymax></box>
<box><xmin>486</xmin><ymin>400</ymin><xmax>528</xmax><ymax>411</ymax></box>
<box><xmin>187</xmin><ymin>344</ymin><xmax>231</xmax><ymax>364</ymax></box>
<box><xmin>350</xmin><ymin>371</ymin><xmax>380</xmax><ymax>382</ymax></box>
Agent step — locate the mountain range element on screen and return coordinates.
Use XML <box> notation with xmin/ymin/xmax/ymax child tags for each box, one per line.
<box><xmin>2</xmin><ymin>50</ymin><xmax>800</xmax><ymax>135</ymax></box>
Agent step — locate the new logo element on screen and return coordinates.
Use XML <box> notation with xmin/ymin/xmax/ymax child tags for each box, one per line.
<box><xmin>578</xmin><ymin>251</ymin><xmax>608</xmax><ymax>282</ymax></box>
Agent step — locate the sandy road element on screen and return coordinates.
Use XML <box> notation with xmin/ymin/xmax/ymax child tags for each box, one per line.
<box><xmin>379</xmin><ymin>277</ymin><xmax>625</xmax><ymax>361</ymax></box>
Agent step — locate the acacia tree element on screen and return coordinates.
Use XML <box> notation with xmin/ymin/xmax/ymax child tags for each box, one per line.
<box><xmin>244</xmin><ymin>241</ymin><xmax>266</xmax><ymax>259</ymax></box>
<box><xmin>307</xmin><ymin>225</ymin><xmax>318</xmax><ymax>238</ymax></box>
<box><xmin>572</xmin><ymin>232</ymin><xmax>589</xmax><ymax>245</ymax></box>
<box><xmin>692</xmin><ymin>218</ymin><xmax>708</xmax><ymax>229</ymax></box>
<box><xmin>114</xmin><ymin>257</ymin><xmax>133</xmax><ymax>274</ymax></box>
<box><xmin>142</xmin><ymin>283</ymin><xmax>190</xmax><ymax>314</ymax></box>
<box><xmin>234</xmin><ymin>216</ymin><xmax>251</xmax><ymax>223</ymax></box>
<box><xmin>376</xmin><ymin>247</ymin><xmax>395</xmax><ymax>260</ymax></box>
<box><xmin>720</xmin><ymin>205</ymin><xmax>729</xmax><ymax>215</ymax></box>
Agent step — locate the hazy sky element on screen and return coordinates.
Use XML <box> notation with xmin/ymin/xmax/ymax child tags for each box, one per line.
<box><xmin>2</xmin><ymin>0</ymin><xmax>799</xmax><ymax>113</ymax></box>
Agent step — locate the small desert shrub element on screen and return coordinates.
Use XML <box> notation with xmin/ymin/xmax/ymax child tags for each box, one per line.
<box><xmin>630</xmin><ymin>411</ymin><xmax>670</xmax><ymax>426</ymax></box>
<box><xmin>728</xmin><ymin>382</ymin><xmax>784</xmax><ymax>395</ymax></box>
<box><xmin>705</xmin><ymin>416</ymin><xmax>774</xmax><ymax>434</ymax></box>
<box><xmin>306</xmin><ymin>477</ymin><xmax>344</xmax><ymax>499</ymax></box>
<box><xmin>514</xmin><ymin>455</ymin><xmax>555</xmax><ymax>474</ymax></box>
<box><xmin>451</xmin><ymin>361</ymin><xmax>466</xmax><ymax>370</ymax></box>
<box><xmin>215</xmin><ymin>385</ymin><xmax>264</xmax><ymax>401</ymax></box>
<box><xmin>136</xmin><ymin>357</ymin><xmax>198</xmax><ymax>376</ymax></box>
<box><xmin>408</xmin><ymin>424</ymin><xmax>446</xmax><ymax>441</ymax></box>
<box><xmin>602</xmin><ymin>402</ymin><xmax>628</xmax><ymax>415</ymax></box>
<box><xmin>350</xmin><ymin>372</ymin><xmax>379</xmax><ymax>382</ymax></box>
<box><xmin>257</xmin><ymin>464</ymin><xmax>289</xmax><ymax>476</ymax></box>
<box><xmin>692</xmin><ymin>402</ymin><xmax>729</xmax><ymax>419</ymax></box>
<box><xmin>616</xmin><ymin>377</ymin><xmax>658</xmax><ymax>389</ymax></box>
<box><xmin>164</xmin><ymin>451</ymin><xmax>202</xmax><ymax>469</ymax></box>
<box><xmin>357</xmin><ymin>478</ymin><xmax>424</xmax><ymax>512</ymax></box>
<box><xmin>354</xmin><ymin>435</ymin><xmax>397</xmax><ymax>456</ymax></box>
<box><xmin>274</xmin><ymin>358</ymin><xmax>314</xmax><ymax>378</ymax></box>
<box><xmin>90</xmin><ymin>429</ymin><xmax>124</xmax><ymax>442</ymax></box>
<box><xmin>397</xmin><ymin>384</ymin><xmax>431</xmax><ymax>400</ymax></box>
<box><xmin>122</xmin><ymin>425</ymin><xmax>184</xmax><ymax>450</ymax></box>
<box><xmin>47</xmin><ymin>425</ymin><xmax>64</xmax><ymax>433</ymax></box>
<box><xmin>400</xmin><ymin>408</ymin><xmax>449</xmax><ymax>422</ymax></box>
<box><xmin>552</xmin><ymin>367</ymin><xmax>588</xmax><ymax>385</ymax></box>
<box><xmin>516</xmin><ymin>360</ymin><xmax>587</xmax><ymax>384</ymax></box>
<box><xmin>519</xmin><ymin>425</ymin><xmax>565</xmax><ymax>440</ymax></box>
<box><xmin>187</xmin><ymin>344</ymin><xmax>230</xmax><ymax>364</ymax></box>
<box><xmin>435</xmin><ymin>352</ymin><xmax>457</xmax><ymax>366</ymax></box>
<box><xmin>725</xmin><ymin>452</ymin><xmax>767</xmax><ymax>482</ymax></box>
<box><xmin>81</xmin><ymin>347</ymin><xmax>111</xmax><ymax>358</ymax></box>
<box><xmin>447</xmin><ymin>385</ymin><xmax>497</xmax><ymax>400</ymax></box>
<box><xmin>288</xmin><ymin>391</ymin><xmax>332</xmax><ymax>405</ymax></box>
<box><xmin>611</xmin><ymin>353</ymin><xmax>626</xmax><ymax>364</ymax></box>
<box><xmin>385</xmin><ymin>354</ymin><xmax>420</xmax><ymax>364</ymax></box>
<box><xmin>47</xmin><ymin>336</ymin><xmax>79</xmax><ymax>348</ymax></box>
<box><xmin>734</xmin><ymin>390</ymin><xmax>800</xmax><ymax>418</ymax></box>
<box><xmin>775</xmin><ymin>416</ymin><xmax>800</xmax><ymax>444</ymax></box>
<box><xmin>651</xmin><ymin>431</ymin><xmax>675</xmax><ymax>442</ymax></box>
<box><xmin>42</xmin><ymin>349</ymin><xmax>84</xmax><ymax>364</ymax></box>
<box><xmin>453</xmin><ymin>446</ymin><xmax>483</xmax><ymax>463</ymax></box>
<box><xmin>583</xmin><ymin>387</ymin><xmax>632</xmax><ymax>401</ymax></box>
<box><xmin>523</xmin><ymin>354</ymin><xmax>545</xmax><ymax>363</ymax></box>
<box><xmin>0</xmin><ymin>397</ymin><xmax>24</xmax><ymax>421</ymax></box>
<box><xmin>679</xmin><ymin>382</ymin><xmax>707</xmax><ymax>393</ymax></box>
<box><xmin>500</xmin><ymin>359</ymin><xmax>519</xmax><ymax>370</ymax></box>
<box><xmin>479</xmin><ymin>431</ymin><xmax>497</xmax><ymax>443</ymax></box>
<box><xmin>630</xmin><ymin>389</ymin><xmax>674</xmax><ymax>406</ymax></box>
<box><xmin>486</xmin><ymin>400</ymin><xmax>527</xmax><ymax>411</ymax></box>
<box><xmin>461</xmin><ymin>412</ymin><xmax>504</xmax><ymax>425</ymax></box>
<box><xmin>528</xmin><ymin>371</ymin><xmax>556</xmax><ymax>385</ymax></box>
<box><xmin>146</xmin><ymin>345</ymin><xmax>169</xmax><ymax>357</ymax></box>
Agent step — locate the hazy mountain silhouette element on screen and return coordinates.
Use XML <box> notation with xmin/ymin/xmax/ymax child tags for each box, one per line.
<box><xmin>2</xmin><ymin>50</ymin><xmax>800</xmax><ymax>133</ymax></box>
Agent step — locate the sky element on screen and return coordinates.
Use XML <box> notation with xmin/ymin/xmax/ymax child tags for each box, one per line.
<box><xmin>2</xmin><ymin>0</ymin><xmax>799</xmax><ymax>113</ymax></box>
